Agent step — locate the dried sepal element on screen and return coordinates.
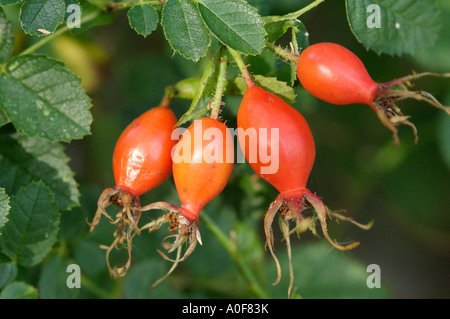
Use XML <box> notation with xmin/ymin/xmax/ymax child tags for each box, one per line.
<box><xmin>373</xmin><ymin>72</ymin><xmax>450</xmax><ymax>146</ymax></box>
<box><xmin>138</xmin><ymin>202</ymin><xmax>202</xmax><ymax>289</ymax></box>
<box><xmin>263</xmin><ymin>188</ymin><xmax>371</xmax><ymax>297</ymax></box>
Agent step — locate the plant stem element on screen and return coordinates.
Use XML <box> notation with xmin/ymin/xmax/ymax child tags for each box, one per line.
<box><xmin>283</xmin><ymin>0</ymin><xmax>325</xmax><ymax>19</ymax></box>
<box><xmin>265</xmin><ymin>41</ymin><xmax>299</xmax><ymax>63</ymax></box>
<box><xmin>264</xmin><ymin>0</ymin><xmax>325</xmax><ymax>23</ymax></box>
<box><xmin>209</xmin><ymin>48</ymin><xmax>228</xmax><ymax>120</ymax></box>
<box><xmin>199</xmin><ymin>212</ymin><xmax>270</xmax><ymax>299</ymax></box>
<box><xmin>227</xmin><ymin>47</ymin><xmax>254</xmax><ymax>89</ymax></box>
<box><xmin>176</xmin><ymin>55</ymin><xmax>217</xmax><ymax>126</ymax></box>
<box><xmin>290</xmin><ymin>28</ymin><xmax>300</xmax><ymax>85</ymax></box>
<box><xmin>19</xmin><ymin>10</ymin><xmax>102</xmax><ymax>56</ymax></box>
<box><xmin>160</xmin><ymin>86</ymin><xmax>176</xmax><ymax>107</ymax></box>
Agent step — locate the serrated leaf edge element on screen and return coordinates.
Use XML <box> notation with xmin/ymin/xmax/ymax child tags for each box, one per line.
<box><xmin>0</xmin><ymin>188</ymin><xmax>11</xmax><ymax>234</ymax></box>
<box><xmin>1</xmin><ymin>54</ymin><xmax>93</xmax><ymax>142</ymax></box>
<box><xmin>161</xmin><ymin>0</ymin><xmax>211</xmax><ymax>62</ymax></box>
<box><xmin>19</xmin><ymin>0</ymin><xmax>66</xmax><ymax>36</ymax></box>
<box><xmin>4</xmin><ymin>181</ymin><xmax>60</xmax><ymax>267</ymax></box>
<box><xmin>197</xmin><ymin>0</ymin><xmax>266</xmax><ymax>56</ymax></box>
<box><xmin>127</xmin><ymin>4</ymin><xmax>159</xmax><ymax>38</ymax></box>
<box><xmin>345</xmin><ymin>0</ymin><xmax>441</xmax><ymax>56</ymax></box>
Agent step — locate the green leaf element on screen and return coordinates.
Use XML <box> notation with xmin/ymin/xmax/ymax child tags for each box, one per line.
<box><xmin>267</xmin><ymin>241</ymin><xmax>389</xmax><ymax>298</ymax></box>
<box><xmin>174</xmin><ymin>77</ymin><xmax>200</xmax><ymax>99</ymax></box>
<box><xmin>0</xmin><ymin>132</ymin><xmax>80</xmax><ymax>209</ymax></box>
<box><xmin>162</xmin><ymin>0</ymin><xmax>210</xmax><ymax>62</ymax></box>
<box><xmin>0</xmin><ymin>108</ymin><xmax>9</xmax><ymax>128</ymax></box>
<box><xmin>0</xmin><ymin>253</ymin><xmax>17</xmax><ymax>289</ymax></box>
<box><xmin>234</xmin><ymin>74</ymin><xmax>296</xmax><ymax>105</ymax></box>
<box><xmin>38</xmin><ymin>255</ymin><xmax>80</xmax><ymax>299</ymax></box>
<box><xmin>412</xmin><ymin>1</ymin><xmax>450</xmax><ymax>71</ymax></box>
<box><xmin>0</xmin><ymin>54</ymin><xmax>92</xmax><ymax>142</ymax></box>
<box><xmin>265</xmin><ymin>19</ymin><xmax>309</xmax><ymax>47</ymax></box>
<box><xmin>20</xmin><ymin>0</ymin><xmax>66</xmax><ymax>36</ymax></box>
<box><xmin>0</xmin><ymin>188</ymin><xmax>10</xmax><ymax>234</ymax></box>
<box><xmin>0</xmin><ymin>181</ymin><xmax>60</xmax><ymax>267</ymax></box>
<box><xmin>198</xmin><ymin>0</ymin><xmax>265</xmax><ymax>55</ymax></box>
<box><xmin>346</xmin><ymin>0</ymin><xmax>440</xmax><ymax>55</ymax></box>
<box><xmin>0</xmin><ymin>0</ymin><xmax>21</xmax><ymax>6</ymax></box>
<box><xmin>176</xmin><ymin>52</ymin><xmax>220</xmax><ymax>126</ymax></box>
<box><xmin>0</xmin><ymin>7</ymin><xmax>14</xmax><ymax>63</ymax></box>
<box><xmin>127</xmin><ymin>4</ymin><xmax>159</xmax><ymax>38</ymax></box>
<box><xmin>0</xmin><ymin>281</ymin><xmax>37</xmax><ymax>299</ymax></box>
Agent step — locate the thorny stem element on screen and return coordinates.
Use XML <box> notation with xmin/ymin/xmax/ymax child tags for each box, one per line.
<box><xmin>265</xmin><ymin>41</ymin><xmax>299</xmax><ymax>63</ymax></box>
<box><xmin>19</xmin><ymin>10</ymin><xmax>102</xmax><ymax>56</ymax></box>
<box><xmin>290</xmin><ymin>29</ymin><xmax>300</xmax><ymax>86</ymax></box>
<box><xmin>209</xmin><ymin>47</ymin><xmax>228</xmax><ymax>120</ymax></box>
<box><xmin>227</xmin><ymin>47</ymin><xmax>255</xmax><ymax>89</ymax></box>
<box><xmin>199</xmin><ymin>213</ymin><xmax>270</xmax><ymax>299</ymax></box>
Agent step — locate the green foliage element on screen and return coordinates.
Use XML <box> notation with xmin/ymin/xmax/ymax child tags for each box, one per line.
<box><xmin>0</xmin><ymin>182</ymin><xmax>59</xmax><ymax>267</ymax></box>
<box><xmin>20</xmin><ymin>0</ymin><xmax>66</xmax><ymax>36</ymax></box>
<box><xmin>267</xmin><ymin>242</ymin><xmax>389</xmax><ymax>298</ymax></box>
<box><xmin>176</xmin><ymin>51</ymin><xmax>220</xmax><ymax>126</ymax></box>
<box><xmin>0</xmin><ymin>189</ymin><xmax>9</xmax><ymax>234</ymax></box>
<box><xmin>197</xmin><ymin>0</ymin><xmax>266</xmax><ymax>55</ymax></box>
<box><xmin>0</xmin><ymin>0</ymin><xmax>21</xmax><ymax>6</ymax></box>
<box><xmin>162</xmin><ymin>0</ymin><xmax>210</xmax><ymax>62</ymax></box>
<box><xmin>264</xmin><ymin>19</ymin><xmax>309</xmax><ymax>50</ymax></box>
<box><xmin>0</xmin><ymin>132</ymin><xmax>80</xmax><ymax>209</ymax></box>
<box><xmin>0</xmin><ymin>7</ymin><xmax>14</xmax><ymax>63</ymax></box>
<box><xmin>0</xmin><ymin>55</ymin><xmax>92</xmax><ymax>141</ymax></box>
<box><xmin>123</xmin><ymin>259</ymin><xmax>183</xmax><ymax>299</ymax></box>
<box><xmin>127</xmin><ymin>4</ymin><xmax>159</xmax><ymax>38</ymax></box>
<box><xmin>346</xmin><ymin>0</ymin><xmax>440</xmax><ymax>55</ymax></box>
<box><xmin>234</xmin><ymin>74</ymin><xmax>297</xmax><ymax>105</ymax></box>
<box><xmin>0</xmin><ymin>281</ymin><xmax>38</xmax><ymax>299</ymax></box>
<box><xmin>0</xmin><ymin>0</ymin><xmax>448</xmax><ymax>301</ymax></box>
<box><xmin>0</xmin><ymin>253</ymin><xmax>17</xmax><ymax>289</ymax></box>
<box><xmin>38</xmin><ymin>255</ymin><xmax>80</xmax><ymax>298</ymax></box>
<box><xmin>0</xmin><ymin>109</ymin><xmax>8</xmax><ymax>127</ymax></box>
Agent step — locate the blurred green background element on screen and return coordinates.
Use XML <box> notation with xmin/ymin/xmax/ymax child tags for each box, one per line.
<box><xmin>4</xmin><ymin>0</ymin><xmax>449</xmax><ymax>298</ymax></box>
